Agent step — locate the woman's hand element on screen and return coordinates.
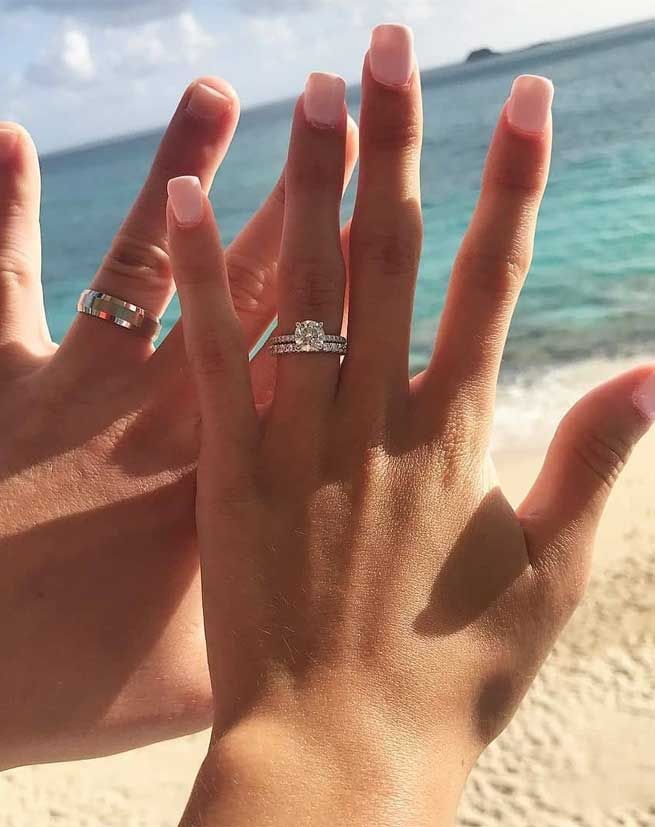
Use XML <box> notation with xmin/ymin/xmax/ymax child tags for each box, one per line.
<box><xmin>0</xmin><ymin>78</ymin><xmax>358</xmax><ymax>769</ymax></box>
<box><xmin>170</xmin><ymin>27</ymin><xmax>655</xmax><ymax>826</ymax></box>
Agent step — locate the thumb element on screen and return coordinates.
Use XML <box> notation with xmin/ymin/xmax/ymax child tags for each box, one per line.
<box><xmin>518</xmin><ymin>365</ymin><xmax>654</xmax><ymax>593</ymax></box>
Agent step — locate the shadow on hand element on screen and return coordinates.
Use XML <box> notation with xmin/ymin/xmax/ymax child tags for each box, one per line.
<box><xmin>109</xmin><ymin>372</ymin><xmax>199</xmax><ymax>477</ymax></box>
<box><xmin>413</xmin><ymin>487</ymin><xmax>529</xmax><ymax>637</ymax></box>
<box><xmin>0</xmin><ymin>473</ymin><xmax>208</xmax><ymax>768</ymax></box>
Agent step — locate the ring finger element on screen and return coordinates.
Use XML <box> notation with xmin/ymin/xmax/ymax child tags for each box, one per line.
<box><xmin>271</xmin><ymin>73</ymin><xmax>348</xmax><ymax>420</ymax></box>
<box><xmin>59</xmin><ymin>77</ymin><xmax>240</xmax><ymax>365</ymax></box>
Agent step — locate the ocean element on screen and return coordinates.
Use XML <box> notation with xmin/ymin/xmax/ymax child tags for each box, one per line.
<box><xmin>40</xmin><ymin>21</ymin><xmax>655</xmax><ymax>447</ymax></box>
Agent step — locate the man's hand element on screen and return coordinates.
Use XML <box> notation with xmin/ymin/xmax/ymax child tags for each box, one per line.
<box><xmin>0</xmin><ymin>76</ymin><xmax>358</xmax><ymax>769</ymax></box>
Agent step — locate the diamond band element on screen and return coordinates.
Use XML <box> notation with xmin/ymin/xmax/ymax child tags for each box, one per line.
<box><xmin>270</xmin><ymin>340</ymin><xmax>347</xmax><ymax>355</ymax></box>
<box><xmin>270</xmin><ymin>321</ymin><xmax>347</xmax><ymax>355</ymax></box>
<box><xmin>272</xmin><ymin>334</ymin><xmax>345</xmax><ymax>345</ymax></box>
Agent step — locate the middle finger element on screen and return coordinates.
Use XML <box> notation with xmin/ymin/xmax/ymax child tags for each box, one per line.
<box><xmin>341</xmin><ymin>24</ymin><xmax>423</xmax><ymax>406</ymax></box>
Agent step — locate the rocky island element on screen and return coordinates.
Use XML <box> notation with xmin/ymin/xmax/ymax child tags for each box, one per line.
<box><xmin>465</xmin><ymin>42</ymin><xmax>554</xmax><ymax>64</ymax></box>
<box><xmin>465</xmin><ymin>47</ymin><xmax>501</xmax><ymax>62</ymax></box>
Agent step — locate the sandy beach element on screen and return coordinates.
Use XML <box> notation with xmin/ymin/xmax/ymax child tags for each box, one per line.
<box><xmin>2</xmin><ymin>362</ymin><xmax>654</xmax><ymax>827</ymax></box>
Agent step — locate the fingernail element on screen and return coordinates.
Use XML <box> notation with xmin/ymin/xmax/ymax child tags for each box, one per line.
<box><xmin>370</xmin><ymin>24</ymin><xmax>415</xmax><ymax>87</ymax></box>
<box><xmin>633</xmin><ymin>372</ymin><xmax>655</xmax><ymax>421</ymax></box>
<box><xmin>507</xmin><ymin>75</ymin><xmax>554</xmax><ymax>134</ymax></box>
<box><xmin>186</xmin><ymin>82</ymin><xmax>233</xmax><ymax>121</ymax></box>
<box><xmin>167</xmin><ymin>176</ymin><xmax>203</xmax><ymax>227</ymax></box>
<box><xmin>303</xmin><ymin>73</ymin><xmax>346</xmax><ymax>128</ymax></box>
<box><xmin>0</xmin><ymin>130</ymin><xmax>18</xmax><ymax>163</ymax></box>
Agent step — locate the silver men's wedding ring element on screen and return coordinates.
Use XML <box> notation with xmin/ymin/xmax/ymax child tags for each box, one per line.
<box><xmin>76</xmin><ymin>290</ymin><xmax>162</xmax><ymax>341</ymax></box>
<box><xmin>270</xmin><ymin>321</ymin><xmax>347</xmax><ymax>355</ymax></box>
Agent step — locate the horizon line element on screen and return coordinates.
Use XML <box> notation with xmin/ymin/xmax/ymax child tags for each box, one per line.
<box><xmin>40</xmin><ymin>15</ymin><xmax>655</xmax><ymax>160</ymax></box>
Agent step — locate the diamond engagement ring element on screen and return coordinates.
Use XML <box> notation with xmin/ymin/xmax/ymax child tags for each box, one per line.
<box><xmin>269</xmin><ymin>321</ymin><xmax>347</xmax><ymax>355</ymax></box>
<box><xmin>77</xmin><ymin>290</ymin><xmax>162</xmax><ymax>341</ymax></box>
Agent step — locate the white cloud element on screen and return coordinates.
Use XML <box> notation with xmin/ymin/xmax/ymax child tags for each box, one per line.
<box><xmin>382</xmin><ymin>0</ymin><xmax>435</xmax><ymax>21</ymax></box>
<box><xmin>231</xmin><ymin>0</ymin><xmax>437</xmax><ymax>36</ymax></box>
<box><xmin>108</xmin><ymin>12</ymin><xmax>215</xmax><ymax>74</ymax></box>
<box><xmin>235</xmin><ymin>0</ymin><xmax>352</xmax><ymax>16</ymax></box>
<box><xmin>247</xmin><ymin>16</ymin><xmax>294</xmax><ymax>46</ymax></box>
<box><xmin>5</xmin><ymin>0</ymin><xmax>190</xmax><ymax>25</ymax></box>
<box><xmin>178</xmin><ymin>11</ymin><xmax>216</xmax><ymax>58</ymax></box>
<box><xmin>26</xmin><ymin>27</ymin><xmax>96</xmax><ymax>87</ymax></box>
<box><xmin>116</xmin><ymin>26</ymin><xmax>168</xmax><ymax>74</ymax></box>
<box><xmin>233</xmin><ymin>0</ymin><xmax>433</xmax><ymax>18</ymax></box>
<box><xmin>23</xmin><ymin>12</ymin><xmax>215</xmax><ymax>87</ymax></box>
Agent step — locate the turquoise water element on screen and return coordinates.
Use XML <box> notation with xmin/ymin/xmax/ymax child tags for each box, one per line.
<box><xmin>41</xmin><ymin>22</ymin><xmax>655</xmax><ymax>383</ymax></box>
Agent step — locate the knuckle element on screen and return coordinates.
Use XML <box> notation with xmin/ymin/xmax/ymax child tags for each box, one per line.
<box><xmin>102</xmin><ymin>233</ymin><xmax>171</xmax><ymax>293</ymax></box>
<box><xmin>188</xmin><ymin>338</ymin><xmax>230</xmax><ymax>380</ymax></box>
<box><xmin>175</xmin><ymin>264</ymin><xmax>217</xmax><ymax>288</ymax></box>
<box><xmin>1</xmin><ymin>194</ymin><xmax>30</xmax><ymax>222</ymax></box>
<box><xmin>227</xmin><ymin>253</ymin><xmax>274</xmax><ymax>315</ymax></box>
<box><xmin>211</xmin><ymin>474</ymin><xmax>258</xmax><ymax>513</ymax></box>
<box><xmin>150</xmin><ymin>150</ymin><xmax>186</xmax><ymax>185</ymax></box>
<box><xmin>284</xmin><ymin>259</ymin><xmax>341</xmax><ymax>314</ymax></box>
<box><xmin>364</xmin><ymin>113</ymin><xmax>422</xmax><ymax>154</ymax></box>
<box><xmin>570</xmin><ymin>427</ymin><xmax>631</xmax><ymax>493</ymax></box>
<box><xmin>484</xmin><ymin>166</ymin><xmax>547</xmax><ymax>200</ymax></box>
<box><xmin>0</xmin><ymin>267</ymin><xmax>24</xmax><ymax>295</ymax></box>
<box><xmin>353</xmin><ymin>219</ymin><xmax>422</xmax><ymax>279</ymax></box>
<box><xmin>0</xmin><ymin>201</ymin><xmax>38</xmax><ymax>289</ymax></box>
<box><xmin>288</xmin><ymin>155</ymin><xmax>339</xmax><ymax>194</ymax></box>
<box><xmin>188</xmin><ymin>325</ymin><xmax>245</xmax><ymax>381</ymax></box>
<box><xmin>454</xmin><ymin>245</ymin><xmax>530</xmax><ymax>300</ymax></box>
<box><xmin>0</xmin><ymin>256</ymin><xmax>33</xmax><ymax>291</ymax></box>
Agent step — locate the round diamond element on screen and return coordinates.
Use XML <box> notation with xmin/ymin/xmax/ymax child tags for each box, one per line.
<box><xmin>294</xmin><ymin>320</ymin><xmax>326</xmax><ymax>351</ymax></box>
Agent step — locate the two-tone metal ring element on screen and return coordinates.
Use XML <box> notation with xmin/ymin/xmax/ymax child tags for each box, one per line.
<box><xmin>269</xmin><ymin>321</ymin><xmax>347</xmax><ymax>355</ymax></box>
<box><xmin>77</xmin><ymin>290</ymin><xmax>162</xmax><ymax>341</ymax></box>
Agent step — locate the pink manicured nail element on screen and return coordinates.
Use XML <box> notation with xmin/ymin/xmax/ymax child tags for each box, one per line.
<box><xmin>304</xmin><ymin>73</ymin><xmax>346</xmax><ymax>128</ymax></box>
<box><xmin>167</xmin><ymin>176</ymin><xmax>203</xmax><ymax>227</ymax></box>
<box><xmin>633</xmin><ymin>372</ymin><xmax>655</xmax><ymax>420</ymax></box>
<box><xmin>507</xmin><ymin>75</ymin><xmax>554</xmax><ymax>134</ymax></box>
<box><xmin>370</xmin><ymin>24</ymin><xmax>415</xmax><ymax>87</ymax></box>
<box><xmin>0</xmin><ymin>130</ymin><xmax>18</xmax><ymax>163</ymax></box>
<box><xmin>186</xmin><ymin>82</ymin><xmax>233</xmax><ymax>121</ymax></box>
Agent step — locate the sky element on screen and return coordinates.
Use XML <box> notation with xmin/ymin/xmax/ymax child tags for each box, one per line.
<box><xmin>0</xmin><ymin>0</ymin><xmax>653</xmax><ymax>153</ymax></box>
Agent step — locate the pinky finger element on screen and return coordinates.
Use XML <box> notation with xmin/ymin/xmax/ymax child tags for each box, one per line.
<box><xmin>167</xmin><ymin>176</ymin><xmax>257</xmax><ymax>461</ymax></box>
